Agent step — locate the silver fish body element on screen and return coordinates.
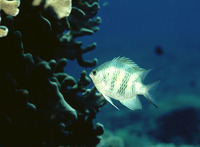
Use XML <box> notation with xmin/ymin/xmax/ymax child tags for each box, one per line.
<box><xmin>89</xmin><ymin>57</ymin><xmax>159</xmax><ymax>110</ymax></box>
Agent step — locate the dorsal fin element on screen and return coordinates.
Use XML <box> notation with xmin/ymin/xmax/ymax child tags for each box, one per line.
<box><xmin>112</xmin><ymin>56</ymin><xmax>141</xmax><ymax>69</ymax></box>
<box><xmin>138</xmin><ymin>69</ymin><xmax>152</xmax><ymax>81</ymax></box>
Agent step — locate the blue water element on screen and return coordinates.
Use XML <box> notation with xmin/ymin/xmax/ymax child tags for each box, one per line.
<box><xmin>67</xmin><ymin>0</ymin><xmax>200</xmax><ymax>146</ymax></box>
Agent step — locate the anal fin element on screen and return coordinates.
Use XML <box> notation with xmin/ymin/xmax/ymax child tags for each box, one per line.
<box><xmin>120</xmin><ymin>96</ymin><xmax>142</xmax><ymax>110</ymax></box>
<box><xmin>102</xmin><ymin>94</ymin><xmax>119</xmax><ymax>110</ymax></box>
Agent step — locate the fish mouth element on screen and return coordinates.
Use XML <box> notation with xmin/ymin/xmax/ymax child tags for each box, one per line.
<box><xmin>89</xmin><ymin>72</ymin><xmax>92</xmax><ymax>78</ymax></box>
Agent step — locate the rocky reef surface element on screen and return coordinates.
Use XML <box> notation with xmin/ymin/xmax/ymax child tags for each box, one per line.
<box><xmin>0</xmin><ymin>0</ymin><xmax>106</xmax><ymax>146</ymax></box>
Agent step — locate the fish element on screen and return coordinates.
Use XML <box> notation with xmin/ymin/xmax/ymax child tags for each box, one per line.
<box><xmin>89</xmin><ymin>57</ymin><xmax>159</xmax><ymax>110</ymax></box>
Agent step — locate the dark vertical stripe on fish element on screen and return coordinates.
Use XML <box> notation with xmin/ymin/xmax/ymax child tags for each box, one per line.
<box><xmin>117</xmin><ymin>72</ymin><xmax>130</xmax><ymax>96</ymax></box>
<box><xmin>109</xmin><ymin>70</ymin><xmax>119</xmax><ymax>92</ymax></box>
<box><xmin>102</xmin><ymin>73</ymin><xmax>107</xmax><ymax>84</ymax></box>
<box><xmin>131</xmin><ymin>79</ymin><xmax>135</xmax><ymax>94</ymax></box>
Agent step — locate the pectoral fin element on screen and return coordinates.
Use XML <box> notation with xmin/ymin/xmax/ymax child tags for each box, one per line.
<box><xmin>120</xmin><ymin>96</ymin><xmax>142</xmax><ymax>110</ymax></box>
<box><xmin>102</xmin><ymin>94</ymin><xmax>119</xmax><ymax>110</ymax></box>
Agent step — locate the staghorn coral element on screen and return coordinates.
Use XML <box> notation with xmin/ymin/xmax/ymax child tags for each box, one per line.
<box><xmin>0</xmin><ymin>0</ymin><xmax>20</xmax><ymax>37</ymax></box>
<box><xmin>0</xmin><ymin>26</ymin><xmax>8</xmax><ymax>37</ymax></box>
<box><xmin>32</xmin><ymin>0</ymin><xmax>72</xmax><ymax>19</ymax></box>
<box><xmin>0</xmin><ymin>0</ymin><xmax>20</xmax><ymax>16</ymax></box>
<box><xmin>0</xmin><ymin>0</ymin><xmax>106</xmax><ymax>146</ymax></box>
<box><xmin>13</xmin><ymin>0</ymin><xmax>100</xmax><ymax>67</ymax></box>
<box><xmin>63</xmin><ymin>0</ymin><xmax>101</xmax><ymax>67</ymax></box>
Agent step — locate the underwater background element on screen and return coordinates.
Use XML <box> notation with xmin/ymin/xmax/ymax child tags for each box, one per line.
<box><xmin>1</xmin><ymin>0</ymin><xmax>200</xmax><ymax>146</ymax></box>
<box><xmin>67</xmin><ymin>0</ymin><xmax>200</xmax><ymax>146</ymax></box>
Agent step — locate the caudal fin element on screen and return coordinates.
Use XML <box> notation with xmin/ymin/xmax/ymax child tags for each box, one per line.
<box><xmin>144</xmin><ymin>80</ymin><xmax>160</xmax><ymax>108</ymax></box>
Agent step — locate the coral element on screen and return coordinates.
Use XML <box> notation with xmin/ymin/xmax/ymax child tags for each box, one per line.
<box><xmin>0</xmin><ymin>0</ymin><xmax>105</xmax><ymax>146</ymax></box>
<box><xmin>60</xmin><ymin>0</ymin><xmax>101</xmax><ymax>67</ymax></box>
<box><xmin>32</xmin><ymin>0</ymin><xmax>72</xmax><ymax>19</ymax></box>
<box><xmin>0</xmin><ymin>0</ymin><xmax>20</xmax><ymax>16</ymax></box>
<box><xmin>97</xmin><ymin>129</ymin><xmax>125</xmax><ymax>147</ymax></box>
<box><xmin>0</xmin><ymin>25</ymin><xmax>8</xmax><ymax>37</ymax></box>
<box><xmin>0</xmin><ymin>0</ymin><xmax>20</xmax><ymax>37</ymax></box>
<box><xmin>149</xmin><ymin>107</ymin><xmax>200</xmax><ymax>145</ymax></box>
<box><xmin>32</xmin><ymin>0</ymin><xmax>43</xmax><ymax>6</ymax></box>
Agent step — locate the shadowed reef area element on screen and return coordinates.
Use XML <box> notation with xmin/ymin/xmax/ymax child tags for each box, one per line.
<box><xmin>0</xmin><ymin>0</ymin><xmax>106</xmax><ymax>146</ymax></box>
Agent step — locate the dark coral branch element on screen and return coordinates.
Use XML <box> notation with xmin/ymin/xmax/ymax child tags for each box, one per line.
<box><xmin>0</xmin><ymin>0</ymin><xmax>105</xmax><ymax>146</ymax></box>
<box><xmin>13</xmin><ymin>0</ymin><xmax>101</xmax><ymax>67</ymax></box>
<box><xmin>77</xmin><ymin>55</ymin><xmax>98</xmax><ymax>67</ymax></box>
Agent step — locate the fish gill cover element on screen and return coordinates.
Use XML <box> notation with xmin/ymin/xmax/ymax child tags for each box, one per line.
<box><xmin>0</xmin><ymin>0</ymin><xmax>105</xmax><ymax>146</ymax></box>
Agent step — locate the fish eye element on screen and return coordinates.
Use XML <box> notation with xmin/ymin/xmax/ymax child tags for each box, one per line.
<box><xmin>92</xmin><ymin>70</ymin><xmax>97</xmax><ymax>76</ymax></box>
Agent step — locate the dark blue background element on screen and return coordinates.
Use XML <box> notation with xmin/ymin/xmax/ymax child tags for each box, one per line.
<box><xmin>66</xmin><ymin>1</ymin><xmax>200</xmax><ymax>145</ymax></box>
